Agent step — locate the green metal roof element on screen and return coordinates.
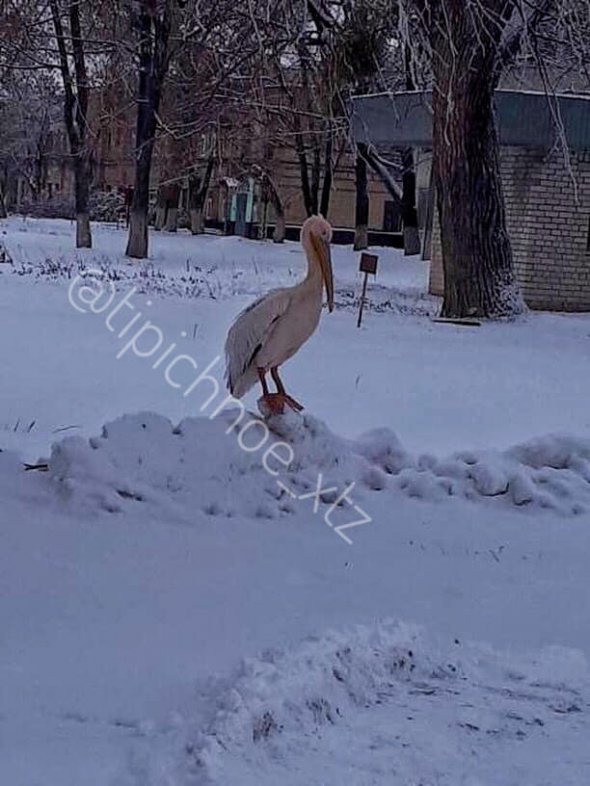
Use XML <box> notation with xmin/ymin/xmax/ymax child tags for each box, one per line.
<box><xmin>352</xmin><ymin>90</ymin><xmax>590</xmax><ymax>151</ymax></box>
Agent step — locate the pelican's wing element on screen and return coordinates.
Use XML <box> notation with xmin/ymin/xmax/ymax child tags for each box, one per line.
<box><xmin>224</xmin><ymin>288</ymin><xmax>292</xmax><ymax>398</ymax></box>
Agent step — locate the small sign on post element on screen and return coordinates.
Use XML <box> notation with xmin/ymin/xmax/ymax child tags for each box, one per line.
<box><xmin>357</xmin><ymin>252</ymin><xmax>378</xmax><ymax>328</ymax></box>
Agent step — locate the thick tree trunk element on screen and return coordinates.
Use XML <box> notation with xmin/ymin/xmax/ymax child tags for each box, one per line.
<box><xmin>72</xmin><ymin>154</ymin><xmax>92</xmax><ymax>248</ymax></box>
<box><xmin>401</xmin><ymin>148</ymin><xmax>420</xmax><ymax>256</ymax></box>
<box><xmin>431</xmin><ymin>0</ymin><xmax>523</xmax><ymax>318</ymax></box>
<box><xmin>75</xmin><ymin>213</ymin><xmax>91</xmax><ymax>247</ymax></box>
<box><xmin>165</xmin><ymin>206</ymin><xmax>178</xmax><ymax>232</ymax></box>
<box><xmin>164</xmin><ymin>184</ymin><xmax>180</xmax><ymax>232</ymax></box>
<box><xmin>273</xmin><ymin>212</ymin><xmax>286</xmax><ymax>243</ymax></box>
<box><xmin>154</xmin><ymin>186</ymin><xmax>167</xmax><ymax>230</ymax></box>
<box><xmin>50</xmin><ymin>0</ymin><xmax>92</xmax><ymax>249</ymax></box>
<box><xmin>125</xmin><ymin>4</ymin><xmax>170</xmax><ymax>259</ymax></box>
<box><xmin>127</xmin><ymin>210</ymin><xmax>148</xmax><ymax>257</ymax></box>
<box><xmin>189</xmin><ymin>208</ymin><xmax>203</xmax><ymax>234</ymax></box>
<box><xmin>188</xmin><ymin>175</ymin><xmax>201</xmax><ymax>234</ymax></box>
<box><xmin>126</xmin><ymin>142</ymin><xmax>152</xmax><ymax>258</ymax></box>
<box><xmin>354</xmin><ymin>144</ymin><xmax>369</xmax><ymax>251</ymax></box>
<box><xmin>188</xmin><ymin>158</ymin><xmax>214</xmax><ymax>235</ymax></box>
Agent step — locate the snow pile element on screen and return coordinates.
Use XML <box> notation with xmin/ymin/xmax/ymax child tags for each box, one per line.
<box><xmin>46</xmin><ymin>411</ymin><xmax>374</xmax><ymax>527</ymax></box>
<box><xmin>44</xmin><ymin>412</ymin><xmax>590</xmax><ymax>523</ymax></box>
<box><xmin>123</xmin><ymin>620</ymin><xmax>590</xmax><ymax>786</ymax></box>
<box><xmin>391</xmin><ymin>433</ymin><xmax>590</xmax><ymax>514</ymax></box>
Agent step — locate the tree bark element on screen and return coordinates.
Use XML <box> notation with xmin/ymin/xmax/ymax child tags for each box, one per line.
<box><xmin>127</xmin><ymin>210</ymin><xmax>148</xmax><ymax>257</ymax></box>
<box><xmin>265</xmin><ymin>174</ymin><xmax>285</xmax><ymax>243</ymax></box>
<box><xmin>164</xmin><ymin>183</ymin><xmax>180</xmax><ymax>232</ymax></box>
<box><xmin>50</xmin><ymin>0</ymin><xmax>92</xmax><ymax>248</ymax></box>
<box><xmin>188</xmin><ymin>156</ymin><xmax>214</xmax><ymax>235</ymax></box>
<box><xmin>319</xmin><ymin>133</ymin><xmax>332</xmax><ymax>218</ymax></box>
<box><xmin>354</xmin><ymin>144</ymin><xmax>369</xmax><ymax>251</ymax></box>
<box><xmin>293</xmin><ymin>115</ymin><xmax>314</xmax><ymax>217</ymax></box>
<box><xmin>401</xmin><ymin>148</ymin><xmax>420</xmax><ymax>256</ymax></box>
<box><xmin>431</xmin><ymin>0</ymin><xmax>523</xmax><ymax>318</ymax></box>
<box><xmin>273</xmin><ymin>212</ymin><xmax>286</xmax><ymax>243</ymax></box>
<box><xmin>73</xmin><ymin>153</ymin><xmax>92</xmax><ymax>246</ymax></box>
<box><xmin>0</xmin><ymin>181</ymin><xmax>7</xmax><ymax>219</ymax></box>
<box><xmin>125</xmin><ymin>3</ymin><xmax>170</xmax><ymax>259</ymax></box>
<box><xmin>310</xmin><ymin>144</ymin><xmax>320</xmax><ymax>215</ymax></box>
<box><xmin>154</xmin><ymin>186</ymin><xmax>167</xmax><ymax>230</ymax></box>
<box><xmin>251</xmin><ymin>165</ymin><xmax>285</xmax><ymax>243</ymax></box>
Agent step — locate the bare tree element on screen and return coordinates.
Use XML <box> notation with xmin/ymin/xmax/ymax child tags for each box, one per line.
<box><xmin>49</xmin><ymin>0</ymin><xmax>93</xmax><ymax>247</ymax></box>
<box><xmin>125</xmin><ymin>0</ymin><xmax>171</xmax><ymax>258</ymax></box>
<box><xmin>402</xmin><ymin>0</ymin><xmax>578</xmax><ymax>317</ymax></box>
<box><xmin>188</xmin><ymin>153</ymin><xmax>215</xmax><ymax>234</ymax></box>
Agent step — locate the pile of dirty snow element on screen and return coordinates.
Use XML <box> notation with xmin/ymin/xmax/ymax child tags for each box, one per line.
<box><xmin>122</xmin><ymin>620</ymin><xmax>590</xmax><ymax>786</ymax></box>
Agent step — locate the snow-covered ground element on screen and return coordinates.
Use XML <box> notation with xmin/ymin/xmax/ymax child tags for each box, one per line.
<box><xmin>2</xmin><ymin>217</ymin><xmax>590</xmax><ymax>785</ymax></box>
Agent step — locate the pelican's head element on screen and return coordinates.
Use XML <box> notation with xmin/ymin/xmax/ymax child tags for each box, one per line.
<box><xmin>301</xmin><ymin>215</ymin><xmax>334</xmax><ymax>312</ymax></box>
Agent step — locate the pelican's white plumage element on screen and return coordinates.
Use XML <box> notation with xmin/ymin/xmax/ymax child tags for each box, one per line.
<box><xmin>224</xmin><ymin>215</ymin><xmax>334</xmax><ymax>409</ymax></box>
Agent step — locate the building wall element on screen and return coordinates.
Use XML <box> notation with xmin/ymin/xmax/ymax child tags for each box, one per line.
<box><xmin>217</xmin><ymin>147</ymin><xmax>393</xmax><ymax>231</ymax></box>
<box><xmin>13</xmin><ymin>84</ymin><xmax>398</xmax><ymax>234</ymax></box>
<box><xmin>429</xmin><ymin>146</ymin><xmax>590</xmax><ymax>312</ymax></box>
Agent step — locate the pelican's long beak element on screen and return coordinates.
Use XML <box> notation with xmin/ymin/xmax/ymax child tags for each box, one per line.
<box><xmin>313</xmin><ymin>236</ymin><xmax>334</xmax><ymax>312</ymax></box>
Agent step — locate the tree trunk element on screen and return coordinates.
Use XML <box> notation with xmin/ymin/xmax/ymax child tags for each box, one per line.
<box><xmin>293</xmin><ymin>116</ymin><xmax>314</xmax><ymax>217</ymax></box>
<box><xmin>154</xmin><ymin>186</ymin><xmax>167</xmax><ymax>230</ymax></box>
<box><xmin>72</xmin><ymin>153</ymin><xmax>92</xmax><ymax>248</ymax></box>
<box><xmin>402</xmin><ymin>46</ymin><xmax>420</xmax><ymax>256</ymax></box>
<box><xmin>164</xmin><ymin>183</ymin><xmax>180</xmax><ymax>232</ymax></box>
<box><xmin>354</xmin><ymin>144</ymin><xmax>369</xmax><ymax>251</ymax></box>
<box><xmin>74</xmin><ymin>155</ymin><xmax>91</xmax><ymax>247</ymax></box>
<box><xmin>259</xmin><ymin>171</ymin><xmax>285</xmax><ymax>243</ymax></box>
<box><xmin>190</xmin><ymin>207</ymin><xmax>204</xmax><ymax>234</ymax></box>
<box><xmin>319</xmin><ymin>133</ymin><xmax>332</xmax><ymax>219</ymax></box>
<box><xmin>50</xmin><ymin>0</ymin><xmax>92</xmax><ymax>249</ymax></box>
<box><xmin>76</xmin><ymin>213</ymin><xmax>91</xmax><ymax>247</ymax></box>
<box><xmin>0</xmin><ymin>182</ymin><xmax>7</xmax><ymax>219</ymax></box>
<box><xmin>125</xmin><ymin>4</ymin><xmax>170</xmax><ymax>259</ymax></box>
<box><xmin>188</xmin><ymin>157</ymin><xmax>214</xmax><ymax>235</ymax></box>
<box><xmin>401</xmin><ymin>148</ymin><xmax>420</xmax><ymax>256</ymax></box>
<box><xmin>127</xmin><ymin>209</ymin><xmax>148</xmax><ymax>257</ymax></box>
<box><xmin>126</xmin><ymin>139</ymin><xmax>152</xmax><ymax>258</ymax></box>
<box><xmin>188</xmin><ymin>177</ymin><xmax>204</xmax><ymax>234</ymax></box>
<box><xmin>273</xmin><ymin>212</ymin><xmax>286</xmax><ymax>243</ymax></box>
<box><xmin>431</xmin><ymin>0</ymin><xmax>523</xmax><ymax>318</ymax></box>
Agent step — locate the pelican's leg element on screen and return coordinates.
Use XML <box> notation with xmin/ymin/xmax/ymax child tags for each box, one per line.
<box><xmin>257</xmin><ymin>367</ymin><xmax>286</xmax><ymax>416</ymax></box>
<box><xmin>271</xmin><ymin>367</ymin><xmax>304</xmax><ymax>412</ymax></box>
<box><xmin>257</xmin><ymin>367</ymin><xmax>270</xmax><ymax>397</ymax></box>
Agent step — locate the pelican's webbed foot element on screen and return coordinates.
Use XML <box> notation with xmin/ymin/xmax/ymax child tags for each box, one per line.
<box><xmin>257</xmin><ymin>393</ymin><xmax>304</xmax><ymax>418</ymax></box>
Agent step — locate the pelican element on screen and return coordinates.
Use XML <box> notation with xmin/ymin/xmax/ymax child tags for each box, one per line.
<box><xmin>225</xmin><ymin>215</ymin><xmax>334</xmax><ymax>416</ymax></box>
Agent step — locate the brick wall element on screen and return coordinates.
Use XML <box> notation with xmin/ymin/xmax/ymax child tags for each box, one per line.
<box><xmin>262</xmin><ymin>148</ymin><xmax>392</xmax><ymax>231</ymax></box>
<box><xmin>429</xmin><ymin>147</ymin><xmax>590</xmax><ymax>312</ymax></box>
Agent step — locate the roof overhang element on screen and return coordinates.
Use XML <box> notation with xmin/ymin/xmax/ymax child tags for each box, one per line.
<box><xmin>351</xmin><ymin>90</ymin><xmax>590</xmax><ymax>151</ymax></box>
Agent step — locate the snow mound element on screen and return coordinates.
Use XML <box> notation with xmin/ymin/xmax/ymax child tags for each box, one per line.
<box><xmin>46</xmin><ymin>411</ymin><xmax>375</xmax><ymax>526</ymax></box>
<box><xmin>122</xmin><ymin>620</ymin><xmax>590</xmax><ymax>786</ymax></box>
<box><xmin>44</xmin><ymin>412</ymin><xmax>590</xmax><ymax>523</ymax></box>
<box><xmin>391</xmin><ymin>433</ymin><xmax>590</xmax><ymax>514</ymax></box>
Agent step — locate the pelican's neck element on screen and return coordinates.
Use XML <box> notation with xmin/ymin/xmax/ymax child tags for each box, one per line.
<box><xmin>302</xmin><ymin>236</ymin><xmax>322</xmax><ymax>287</ymax></box>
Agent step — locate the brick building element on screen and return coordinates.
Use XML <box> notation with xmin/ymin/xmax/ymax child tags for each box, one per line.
<box><xmin>353</xmin><ymin>90</ymin><xmax>590</xmax><ymax>312</ymax></box>
<box><xmin>7</xmin><ymin>85</ymin><xmax>400</xmax><ymax>244</ymax></box>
